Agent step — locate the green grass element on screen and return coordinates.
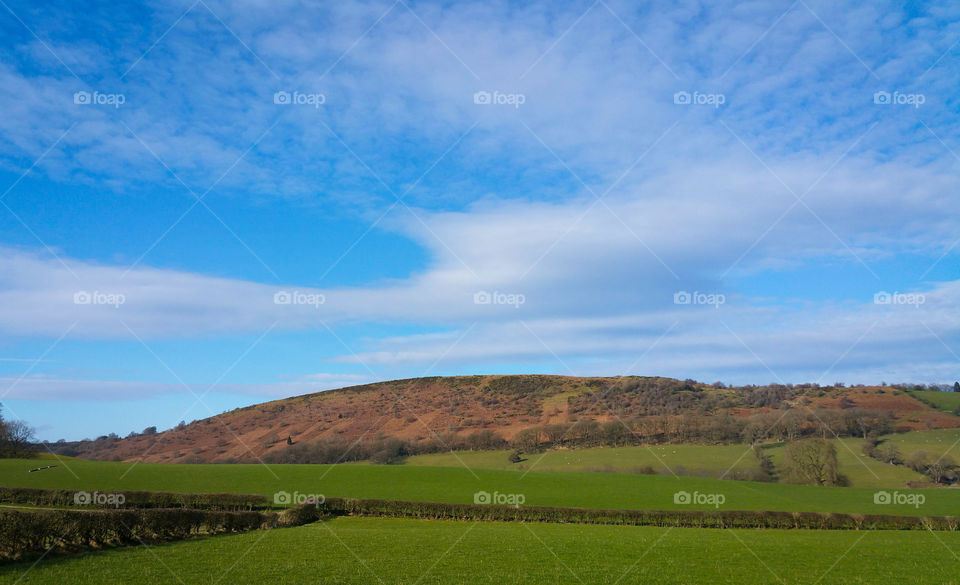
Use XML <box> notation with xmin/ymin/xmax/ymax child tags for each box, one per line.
<box><xmin>908</xmin><ymin>390</ymin><xmax>960</xmax><ymax>413</ymax></box>
<box><xmin>762</xmin><ymin>438</ymin><xmax>926</xmax><ymax>489</ymax></box>
<box><xmin>403</xmin><ymin>441</ymin><xmax>927</xmax><ymax>488</ymax></box>
<box><xmin>1</xmin><ymin>456</ymin><xmax>956</xmax><ymax>517</ymax></box>
<box><xmin>404</xmin><ymin>444</ymin><xmax>762</xmax><ymax>475</ymax></box>
<box><xmin>1</xmin><ymin>517</ymin><xmax>958</xmax><ymax>585</ymax></box>
<box><xmin>883</xmin><ymin>429</ymin><xmax>960</xmax><ymax>460</ymax></box>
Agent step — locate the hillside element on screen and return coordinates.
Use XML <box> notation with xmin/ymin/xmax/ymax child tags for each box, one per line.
<box><xmin>49</xmin><ymin>375</ymin><xmax>960</xmax><ymax>464</ymax></box>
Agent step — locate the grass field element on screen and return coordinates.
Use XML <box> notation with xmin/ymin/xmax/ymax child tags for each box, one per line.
<box><xmin>908</xmin><ymin>390</ymin><xmax>960</xmax><ymax>413</ymax></box>
<box><xmin>1</xmin><ymin>455</ymin><xmax>956</xmax><ymax>517</ymax></box>
<box><xmin>402</xmin><ymin>440</ymin><xmax>927</xmax><ymax>488</ymax></box>
<box><xmin>1</xmin><ymin>517</ymin><xmax>958</xmax><ymax>585</ymax></box>
<box><xmin>404</xmin><ymin>444</ymin><xmax>764</xmax><ymax>475</ymax></box>
<box><xmin>765</xmin><ymin>438</ymin><xmax>927</xmax><ymax>489</ymax></box>
<box><xmin>884</xmin><ymin>429</ymin><xmax>960</xmax><ymax>458</ymax></box>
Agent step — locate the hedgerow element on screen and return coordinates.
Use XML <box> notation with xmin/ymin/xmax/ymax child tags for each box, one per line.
<box><xmin>0</xmin><ymin>486</ymin><xmax>269</xmax><ymax>511</ymax></box>
<box><xmin>314</xmin><ymin>498</ymin><xmax>960</xmax><ymax>531</ymax></box>
<box><xmin>0</xmin><ymin>508</ymin><xmax>276</xmax><ymax>560</ymax></box>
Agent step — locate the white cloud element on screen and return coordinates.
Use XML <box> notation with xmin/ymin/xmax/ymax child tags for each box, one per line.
<box><xmin>1</xmin><ymin>0</ymin><xmax>959</xmax><ymax>399</ymax></box>
<box><xmin>1</xmin><ymin>373</ymin><xmax>376</xmax><ymax>402</ymax></box>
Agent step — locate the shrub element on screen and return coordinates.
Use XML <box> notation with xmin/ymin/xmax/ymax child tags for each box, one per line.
<box><xmin>0</xmin><ymin>508</ymin><xmax>274</xmax><ymax>560</ymax></box>
<box><xmin>0</xmin><ymin>486</ymin><xmax>270</xmax><ymax>511</ymax></box>
<box><xmin>312</xmin><ymin>498</ymin><xmax>959</xmax><ymax>532</ymax></box>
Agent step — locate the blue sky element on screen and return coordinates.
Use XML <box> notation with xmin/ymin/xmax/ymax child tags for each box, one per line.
<box><xmin>0</xmin><ymin>0</ymin><xmax>957</xmax><ymax>441</ymax></box>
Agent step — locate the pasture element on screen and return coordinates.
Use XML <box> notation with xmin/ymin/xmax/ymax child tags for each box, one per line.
<box><xmin>402</xmin><ymin>439</ymin><xmax>928</xmax><ymax>488</ymax></box>
<box><xmin>1</xmin><ymin>517</ymin><xmax>958</xmax><ymax>585</ymax></box>
<box><xmin>1</xmin><ymin>455</ymin><xmax>956</xmax><ymax>517</ymax></box>
<box><xmin>908</xmin><ymin>390</ymin><xmax>960</xmax><ymax>413</ymax></box>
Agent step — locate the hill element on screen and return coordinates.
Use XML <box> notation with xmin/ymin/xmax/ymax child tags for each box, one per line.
<box><xmin>45</xmin><ymin>375</ymin><xmax>960</xmax><ymax>465</ymax></box>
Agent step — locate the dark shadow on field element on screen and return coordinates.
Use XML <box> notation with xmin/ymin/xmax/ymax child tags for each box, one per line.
<box><xmin>0</xmin><ymin>528</ymin><xmax>274</xmax><ymax>575</ymax></box>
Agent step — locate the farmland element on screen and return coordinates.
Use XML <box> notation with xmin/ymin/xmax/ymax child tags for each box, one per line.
<box><xmin>908</xmin><ymin>390</ymin><xmax>960</xmax><ymax>414</ymax></box>
<box><xmin>1</xmin><ymin>517</ymin><xmax>959</xmax><ymax>585</ymax></box>
<box><xmin>885</xmin><ymin>429</ymin><xmax>960</xmax><ymax>455</ymax></box>
<box><xmin>1</xmin><ymin>455</ymin><xmax>956</xmax><ymax>517</ymax></box>
<box><xmin>402</xmin><ymin>438</ymin><xmax>932</xmax><ymax>488</ymax></box>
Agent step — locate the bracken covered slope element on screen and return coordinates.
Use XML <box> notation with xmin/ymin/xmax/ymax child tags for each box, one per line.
<box><xmin>51</xmin><ymin>375</ymin><xmax>960</xmax><ymax>463</ymax></box>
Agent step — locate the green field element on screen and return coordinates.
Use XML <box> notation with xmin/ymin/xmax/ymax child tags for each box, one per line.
<box><xmin>403</xmin><ymin>440</ymin><xmax>928</xmax><ymax>488</ymax></box>
<box><xmin>908</xmin><ymin>390</ymin><xmax>960</xmax><ymax>413</ymax></box>
<box><xmin>766</xmin><ymin>438</ymin><xmax>927</xmax><ymax>489</ymax></box>
<box><xmin>884</xmin><ymin>429</ymin><xmax>960</xmax><ymax>458</ymax></box>
<box><xmin>1</xmin><ymin>456</ymin><xmax>957</xmax><ymax>517</ymax></box>
<box><xmin>405</xmin><ymin>444</ymin><xmax>764</xmax><ymax>475</ymax></box>
<box><xmin>1</xmin><ymin>516</ymin><xmax>959</xmax><ymax>585</ymax></box>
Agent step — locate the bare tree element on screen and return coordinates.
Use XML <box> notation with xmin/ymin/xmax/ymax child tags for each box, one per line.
<box><xmin>0</xmin><ymin>417</ymin><xmax>36</xmax><ymax>457</ymax></box>
<box><xmin>926</xmin><ymin>456</ymin><xmax>958</xmax><ymax>484</ymax></box>
<box><xmin>783</xmin><ymin>438</ymin><xmax>840</xmax><ymax>486</ymax></box>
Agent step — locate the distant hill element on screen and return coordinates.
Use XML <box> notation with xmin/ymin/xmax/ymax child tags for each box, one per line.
<box><xmin>47</xmin><ymin>375</ymin><xmax>960</xmax><ymax>464</ymax></box>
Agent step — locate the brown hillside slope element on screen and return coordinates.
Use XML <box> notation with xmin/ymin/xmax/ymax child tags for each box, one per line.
<box><xmin>54</xmin><ymin>376</ymin><xmax>960</xmax><ymax>463</ymax></box>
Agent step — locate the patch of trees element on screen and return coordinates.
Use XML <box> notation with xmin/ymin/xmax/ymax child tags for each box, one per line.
<box><xmin>0</xmin><ymin>405</ymin><xmax>35</xmax><ymax>458</ymax></box>
<box><xmin>263</xmin><ymin>430</ymin><xmax>509</xmax><ymax>465</ymax></box>
<box><xmin>262</xmin><ymin>404</ymin><xmax>901</xmax><ymax>466</ymax></box>
<box><xmin>782</xmin><ymin>438</ymin><xmax>844</xmax><ymax>486</ymax></box>
<box><xmin>862</xmin><ymin>437</ymin><xmax>901</xmax><ymax>464</ymax></box>
<box><xmin>903</xmin><ymin>450</ymin><xmax>958</xmax><ymax>485</ymax></box>
<box><xmin>509</xmin><ymin>408</ymin><xmax>894</xmax><ymax>454</ymax></box>
<box><xmin>891</xmin><ymin>383</ymin><xmax>959</xmax><ymax>392</ymax></box>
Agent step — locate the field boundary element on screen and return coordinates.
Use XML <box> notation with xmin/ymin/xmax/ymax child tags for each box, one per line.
<box><xmin>0</xmin><ymin>507</ymin><xmax>282</xmax><ymax>561</ymax></box>
<box><xmin>311</xmin><ymin>497</ymin><xmax>960</xmax><ymax>531</ymax></box>
<box><xmin>0</xmin><ymin>486</ymin><xmax>270</xmax><ymax>511</ymax></box>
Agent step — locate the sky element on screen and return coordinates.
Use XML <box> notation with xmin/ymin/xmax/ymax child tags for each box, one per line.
<box><xmin>0</xmin><ymin>0</ymin><xmax>957</xmax><ymax>441</ymax></box>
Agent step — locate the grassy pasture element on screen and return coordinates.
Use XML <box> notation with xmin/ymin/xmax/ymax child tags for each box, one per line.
<box><xmin>402</xmin><ymin>440</ymin><xmax>927</xmax><ymax>488</ymax></box>
<box><xmin>908</xmin><ymin>390</ymin><xmax>960</xmax><ymax>413</ymax></box>
<box><xmin>1</xmin><ymin>456</ymin><xmax>956</xmax><ymax>517</ymax></box>
<box><xmin>403</xmin><ymin>444</ymin><xmax>762</xmax><ymax>475</ymax></box>
<box><xmin>1</xmin><ymin>517</ymin><xmax>958</xmax><ymax>585</ymax></box>
<box><xmin>883</xmin><ymin>429</ymin><xmax>960</xmax><ymax>459</ymax></box>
